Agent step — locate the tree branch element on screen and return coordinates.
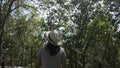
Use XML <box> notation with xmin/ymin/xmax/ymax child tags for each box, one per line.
<box><xmin>2</xmin><ymin>0</ymin><xmax>14</xmax><ymax>23</ymax></box>
<box><xmin>10</xmin><ymin>4</ymin><xmax>37</xmax><ymax>13</ymax></box>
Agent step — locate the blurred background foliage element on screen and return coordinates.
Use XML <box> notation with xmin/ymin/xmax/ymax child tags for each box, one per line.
<box><xmin>0</xmin><ymin>0</ymin><xmax>120</xmax><ymax>68</ymax></box>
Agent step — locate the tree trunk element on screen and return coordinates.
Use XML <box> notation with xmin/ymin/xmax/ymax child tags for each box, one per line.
<box><xmin>1</xmin><ymin>56</ymin><xmax>5</xmax><ymax>68</ymax></box>
<box><xmin>0</xmin><ymin>0</ymin><xmax>15</xmax><ymax>56</ymax></box>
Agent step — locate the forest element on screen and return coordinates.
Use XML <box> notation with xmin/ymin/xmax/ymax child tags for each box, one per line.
<box><xmin>0</xmin><ymin>0</ymin><xmax>120</xmax><ymax>68</ymax></box>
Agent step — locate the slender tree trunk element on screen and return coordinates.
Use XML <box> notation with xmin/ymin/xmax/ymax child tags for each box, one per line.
<box><xmin>98</xmin><ymin>62</ymin><xmax>102</xmax><ymax>68</ymax></box>
<box><xmin>0</xmin><ymin>1</ymin><xmax>14</xmax><ymax>68</ymax></box>
<box><xmin>0</xmin><ymin>0</ymin><xmax>15</xmax><ymax>50</ymax></box>
<box><xmin>1</xmin><ymin>56</ymin><xmax>5</xmax><ymax>68</ymax></box>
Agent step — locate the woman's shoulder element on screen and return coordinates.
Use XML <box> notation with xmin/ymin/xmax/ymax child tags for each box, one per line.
<box><xmin>60</xmin><ymin>47</ymin><xmax>64</xmax><ymax>49</ymax></box>
<box><xmin>60</xmin><ymin>47</ymin><xmax>65</xmax><ymax>52</ymax></box>
<box><xmin>38</xmin><ymin>46</ymin><xmax>45</xmax><ymax>51</ymax></box>
<box><xmin>40</xmin><ymin>46</ymin><xmax>45</xmax><ymax>49</ymax></box>
<box><xmin>60</xmin><ymin>47</ymin><xmax>66</xmax><ymax>57</ymax></box>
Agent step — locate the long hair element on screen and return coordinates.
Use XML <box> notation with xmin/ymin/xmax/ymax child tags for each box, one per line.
<box><xmin>45</xmin><ymin>42</ymin><xmax>60</xmax><ymax>56</ymax></box>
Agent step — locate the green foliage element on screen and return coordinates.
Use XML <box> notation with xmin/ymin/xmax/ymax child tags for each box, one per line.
<box><xmin>0</xmin><ymin>0</ymin><xmax>120</xmax><ymax>68</ymax></box>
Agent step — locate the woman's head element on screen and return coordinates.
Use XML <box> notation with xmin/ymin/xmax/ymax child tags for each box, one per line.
<box><xmin>44</xmin><ymin>29</ymin><xmax>62</xmax><ymax>46</ymax></box>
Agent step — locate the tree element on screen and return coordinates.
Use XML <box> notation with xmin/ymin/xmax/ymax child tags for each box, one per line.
<box><xmin>0</xmin><ymin>0</ymin><xmax>120</xmax><ymax>68</ymax></box>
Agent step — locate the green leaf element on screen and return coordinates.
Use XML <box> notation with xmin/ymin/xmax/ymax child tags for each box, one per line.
<box><xmin>38</xmin><ymin>17</ymin><xmax>44</xmax><ymax>24</ymax></box>
<box><xmin>99</xmin><ymin>20</ymin><xmax>105</xmax><ymax>26</ymax></box>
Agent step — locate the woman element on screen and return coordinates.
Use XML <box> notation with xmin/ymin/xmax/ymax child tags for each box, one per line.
<box><xmin>35</xmin><ymin>29</ymin><xmax>66</xmax><ymax>68</ymax></box>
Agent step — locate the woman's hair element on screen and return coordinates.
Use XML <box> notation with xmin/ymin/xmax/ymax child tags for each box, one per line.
<box><xmin>45</xmin><ymin>42</ymin><xmax>60</xmax><ymax>56</ymax></box>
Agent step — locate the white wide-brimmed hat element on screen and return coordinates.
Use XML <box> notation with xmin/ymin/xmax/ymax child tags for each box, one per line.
<box><xmin>44</xmin><ymin>30</ymin><xmax>62</xmax><ymax>46</ymax></box>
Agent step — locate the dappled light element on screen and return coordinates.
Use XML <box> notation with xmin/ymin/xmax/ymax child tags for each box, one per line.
<box><xmin>0</xmin><ymin>0</ymin><xmax>120</xmax><ymax>68</ymax></box>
